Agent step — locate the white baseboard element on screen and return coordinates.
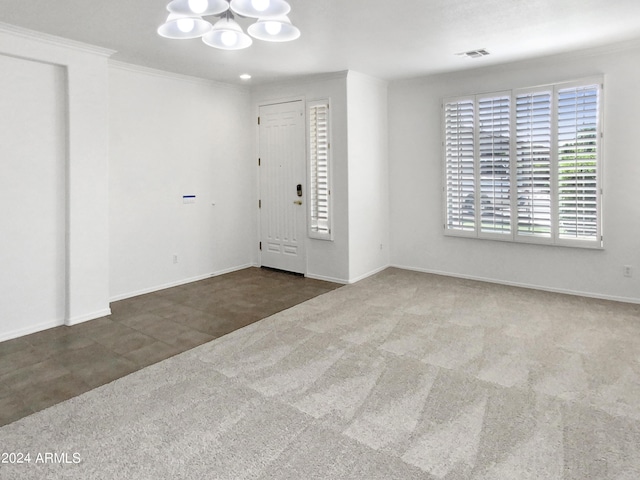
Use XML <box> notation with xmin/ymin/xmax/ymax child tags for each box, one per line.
<box><xmin>65</xmin><ymin>308</ymin><xmax>112</xmax><ymax>326</ymax></box>
<box><xmin>0</xmin><ymin>319</ymin><xmax>63</xmax><ymax>343</ymax></box>
<box><xmin>306</xmin><ymin>264</ymin><xmax>390</xmax><ymax>285</ymax></box>
<box><xmin>305</xmin><ymin>273</ymin><xmax>349</xmax><ymax>284</ymax></box>
<box><xmin>0</xmin><ymin>307</ymin><xmax>114</xmax><ymax>342</ymax></box>
<box><xmin>109</xmin><ymin>264</ymin><xmax>255</xmax><ymax>302</ymax></box>
<box><xmin>347</xmin><ymin>264</ymin><xmax>390</xmax><ymax>284</ymax></box>
<box><xmin>391</xmin><ymin>264</ymin><xmax>640</xmax><ymax>305</ymax></box>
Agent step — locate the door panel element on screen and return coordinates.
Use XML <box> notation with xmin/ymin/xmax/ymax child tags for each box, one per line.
<box><xmin>259</xmin><ymin>101</ymin><xmax>306</xmax><ymax>274</ymax></box>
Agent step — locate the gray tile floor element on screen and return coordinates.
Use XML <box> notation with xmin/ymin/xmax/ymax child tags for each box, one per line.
<box><xmin>0</xmin><ymin>267</ymin><xmax>341</xmax><ymax>427</ymax></box>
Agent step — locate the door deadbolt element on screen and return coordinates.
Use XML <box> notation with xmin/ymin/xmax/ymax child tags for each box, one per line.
<box><xmin>296</xmin><ymin>184</ymin><xmax>303</xmax><ymax>197</ymax></box>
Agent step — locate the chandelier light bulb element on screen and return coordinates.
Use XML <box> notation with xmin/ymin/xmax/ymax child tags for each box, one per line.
<box><xmin>247</xmin><ymin>15</ymin><xmax>299</xmax><ymax>42</ymax></box>
<box><xmin>251</xmin><ymin>0</ymin><xmax>270</xmax><ymax>12</ymax></box>
<box><xmin>177</xmin><ymin>18</ymin><xmax>196</xmax><ymax>33</ymax></box>
<box><xmin>221</xmin><ymin>30</ymin><xmax>238</xmax><ymax>46</ymax></box>
<box><xmin>188</xmin><ymin>0</ymin><xmax>208</xmax><ymax>14</ymax></box>
<box><xmin>264</xmin><ymin>21</ymin><xmax>282</xmax><ymax>35</ymax></box>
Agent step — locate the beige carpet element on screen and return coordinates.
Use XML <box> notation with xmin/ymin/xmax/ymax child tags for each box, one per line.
<box><xmin>1</xmin><ymin>268</ymin><xmax>639</xmax><ymax>479</ymax></box>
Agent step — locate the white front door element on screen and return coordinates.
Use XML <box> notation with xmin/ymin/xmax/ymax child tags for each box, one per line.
<box><xmin>259</xmin><ymin>101</ymin><xmax>306</xmax><ymax>274</ymax></box>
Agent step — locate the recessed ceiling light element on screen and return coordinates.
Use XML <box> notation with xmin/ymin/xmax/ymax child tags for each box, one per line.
<box><xmin>456</xmin><ymin>49</ymin><xmax>490</xmax><ymax>59</ymax></box>
<box><xmin>239</xmin><ymin>73</ymin><xmax>252</xmax><ymax>80</ymax></box>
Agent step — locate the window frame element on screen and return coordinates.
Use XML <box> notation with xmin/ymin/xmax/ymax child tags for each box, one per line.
<box><xmin>442</xmin><ymin>77</ymin><xmax>604</xmax><ymax>249</ymax></box>
<box><xmin>307</xmin><ymin>98</ymin><xmax>333</xmax><ymax>241</ymax></box>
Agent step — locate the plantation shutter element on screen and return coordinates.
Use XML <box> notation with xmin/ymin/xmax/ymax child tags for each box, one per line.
<box><xmin>515</xmin><ymin>90</ymin><xmax>552</xmax><ymax>239</ymax></box>
<box><xmin>556</xmin><ymin>84</ymin><xmax>600</xmax><ymax>241</ymax></box>
<box><xmin>444</xmin><ymin>99</ymin><xmax>475</xmax><ymax>233</ymax></box>
<box><xmin>309</xmin><ymin>101</ymin><xmax>331</xmax><ymax>239</ymax></box>
<box><xmin>442</xmin><ymin>77</ymin><xmax>601</xmax><ymax>247</ymax></box>
<box><xmin>478</xmin><ymin>95</ymin><xmax>511</xmax><ymax>235</ymax></box>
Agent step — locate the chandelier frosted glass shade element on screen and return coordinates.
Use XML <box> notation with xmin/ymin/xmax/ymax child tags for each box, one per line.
<box><xmin>158</xmin><ymin>0</ymin><xmax>300</xmax><ymax>50</ymax></box>
<box><xmin>157</xmin><ymin>14</ymin><xmax>213</xmax><ymax>39</ymax></box>
<box><xmin>202</xmin><ymin>18</ymin><xmax>253</xmax><ymax>50</ymax></box>
<box><xmin>229</xmin><ymin>0</ymin><xmax>290</xmax><ymax>18</ymax></box>
<box><xmin>247</xmin><ymin>16</ymin><xmax>300</xmax><ymax>42</ymax></box>
<box><xmin>167</xmin><ymin>0</ymin><xmax>230</xmax><ymax>16</ymax></box>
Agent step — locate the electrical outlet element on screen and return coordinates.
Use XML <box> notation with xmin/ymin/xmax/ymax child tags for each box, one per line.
<box><xmin>623</xmin><ymin>265</ymin><xmax>632</xmax><ymax>277</ymax></box>
<box><xmin>173</xmin><ymin>255</ymin><xmax>178</xmax><ymax>264</ymax></box>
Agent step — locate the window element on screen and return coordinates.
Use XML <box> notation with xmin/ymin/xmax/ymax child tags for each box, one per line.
<box><xmin>308</xmin><ymin>99</ymin><xmax>332</xmax><ymax>240</ymax></box>
<box><xmin>443</xmin><ymin>78</ymin><xmax>603</xmax><ymax>248</ymax></box>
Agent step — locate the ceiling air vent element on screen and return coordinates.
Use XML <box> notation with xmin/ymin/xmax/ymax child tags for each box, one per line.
<box><xmin>457</xmin><ymin>49</ymin><xmax>490</xmax><ymax>59</ymax></box>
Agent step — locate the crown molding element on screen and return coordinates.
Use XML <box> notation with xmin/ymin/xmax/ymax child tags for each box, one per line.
<box><xmin>108</xmin><ymin>60</ymin><xmax>250</xmax><ymax>92</ymax></box>
<box><xmin>253</xmin><ymin>70</ymin><xmax>349</xmax><ymax>90</ymax></box>
<box><xmin>0</xmin><ymin>22</ymin><xmax>116</xmax><ymax>58</ymax></box>
<box><xmin>394</xmin><ymin>37</ymin><xmax>640</xmax><ymax>86</ymax></box>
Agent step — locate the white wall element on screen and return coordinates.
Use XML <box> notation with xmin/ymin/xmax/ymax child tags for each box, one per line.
<box><xmin>251</xmin><ymin>73</ymin><xmax>350</xmax><ymax>283</ymax></box>
<box><xmin>0</xmin><ymin>24</ymin><xmax>112</xmax><ymax>341</ymax></box>
<box><xmin>346</xmin><ymin>71</ymin><xmax>390</xmax><ymax>282</ymax></box>
<box><xmin>109</xmin><ymin>63</ymin><xmax>253</xmax><ymax>300</ymax></box>
<box><xmin>0</xmin><ymin>55</ymin><xmax>66</xmax><ymax>340</ymax></box>
<box><xmin>389</xmin><ymin>42</ymin><xmax>640</xmax><ymax>303</ymax></box>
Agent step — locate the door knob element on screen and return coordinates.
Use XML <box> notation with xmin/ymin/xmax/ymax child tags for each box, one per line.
<box><xmin>293</xmin><ymin>200</ymin><xmax>302</xmax><ymax>205</ymax></box>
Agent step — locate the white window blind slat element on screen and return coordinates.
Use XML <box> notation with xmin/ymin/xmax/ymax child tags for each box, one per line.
<box><xmin>557</xmin><ymin>84</ymin><xmax>599</xmax><ymax>241</ymax></box>
<box><xmin>445</xmin><ymin>99</ymin><xmax>475</xmax><ymax>233</ymax></box>
<box><xmin>309</xmin><ymin>101</ymin><xmax>332</xmax><ymax>239</ymax></box>
<box><xmin>516</xmin><ymin>90</ymin><xmax>552</xmax><ymax>238</ymax></box>
<box><xmin>478</xmin><ymin>95</ymin><xmax>511</xmax><ymax>235</ymax></box>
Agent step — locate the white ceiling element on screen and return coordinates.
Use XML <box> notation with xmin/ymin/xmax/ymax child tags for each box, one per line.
<box><xmin>1</xmin><ymin>0</ymin><xmax>640</xmax><ymax>85</ymax></box>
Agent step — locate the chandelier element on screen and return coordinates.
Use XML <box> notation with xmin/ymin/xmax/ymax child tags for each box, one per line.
<box><xmin>157</xmin><ymin>0</ymin><xmax>300</xmax><ymax>50</ymax></box>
